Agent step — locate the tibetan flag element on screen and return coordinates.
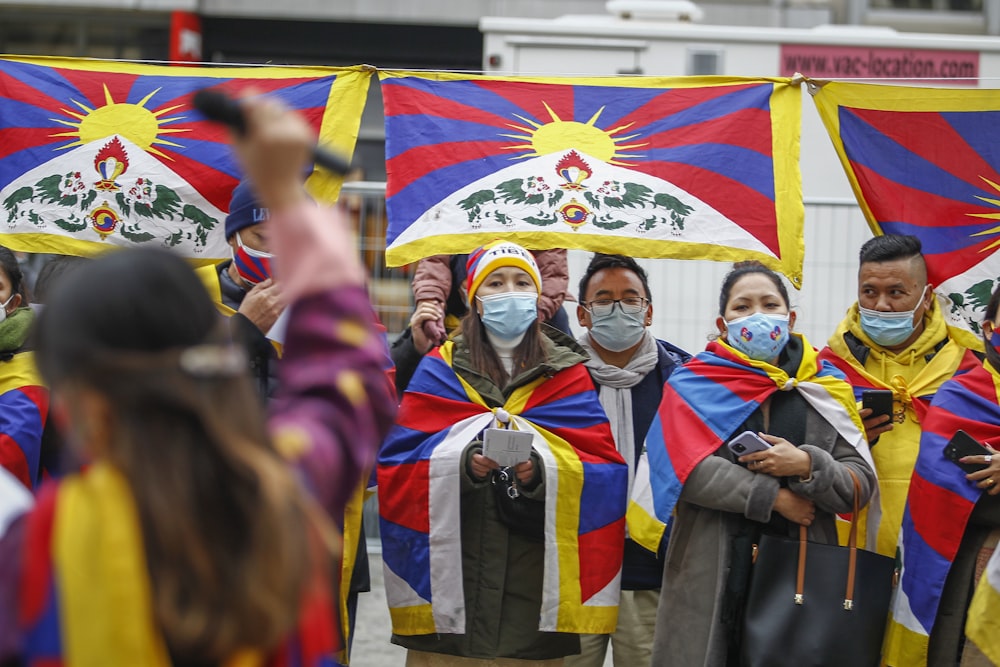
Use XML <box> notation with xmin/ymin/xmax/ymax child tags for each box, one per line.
<box><xmin>377</xmin><ymin>341</ymin><xmax>627</xmax><ymax>636</ymax></box>
<box><xmin>967</xmin><ymin>543</ymin><xmax>1000</xmax><ymax>663</ymax></box>
<box><xmin>884</xmin><ymin>361</ymin><xmax>1000</xmax><ymax>666</ymax></box>
<box><xmin>381</xmin><ymin>71</ymin><xmax>805</xmax><ymax>286</ymax></box>
<box><xmin>645</xmin><ymin>335</ymin><xmax>878</xmax><ymax>545</ymax></box>
<box><xmin>811</xmin><ymin>81</ymin><xmax>1000</xmax><ymax>350</ymax></box>
<box><xmin>0</xmin><ymin>55</ymin><xmax>371</xmax><ymax>262</ymax></box>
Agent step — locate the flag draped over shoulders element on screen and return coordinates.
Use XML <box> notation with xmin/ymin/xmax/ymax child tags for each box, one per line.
<box><xmin>646</xmin><ymin>334</ymin><xmax>876</xmax><ymax>540</ymax></box>
<box><xmin>819</xmin><ymin>302</ymin><xmax>980</xmax><ymax>421</ymax></box>
<box><xmin>967</xmin><ymin>536</ymin><xmax>1000</xmax><ymax>662</ymax></box>
<box><xmin>17</xmin><ymin>463</ymin><xmax>340</xmax><ymax>667</ymax></box>
<box><xmin>0</xmin><ymin>351</ymin><xmax>47</xmax><ymax>489</ymax></box>
<box><xmin>377</xmin><ymin>340</ymin><xmax>627</xmax><ymax>636</ymax></box>
<box><xmin>884</xmin><ymin>361</ymin><xmax>1000</xmax><ymax>666</ymax></box>
<box><xmin>380</xmin><ymin>71</ymin><xmax>804</xmax><ymax>286</ymax></box>
<box><xmin>0</xmin><ymin>56</ymin><xmax>371</xmax><ymax>262</ymax></box>
<box><xmin>810</xmin><ymin>81</ymin><xmax>1000</xmax><ymax>349</ymax></box>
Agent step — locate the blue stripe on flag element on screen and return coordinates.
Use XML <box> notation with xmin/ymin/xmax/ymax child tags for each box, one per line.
<box><xmin>643</xmin><ymin>143</ymin><xmax>775</xmax><ymax>200</ymax></box>
<box><xmin>899</xmin><ymin>506</ymin><xmax>952</xmax><ymax>631</ymax></box>
<box><xmin>578</xmin><ymin>461</ymin><xmax>628</xmax><ymax>533</ymax></box>
<box><xmin>839</xmin><ymin>108</ymin><xmax>990</xmax><ymax>206</ymax></box>
<box><xmin>645</xmin><ymin>410</ymin><xmax>683</xmax><ymax>524</ymax></box>
<box><xmin>379</xmin><ymin>517</ymin><xmax>432</xmax><ymax>601</ymax></box>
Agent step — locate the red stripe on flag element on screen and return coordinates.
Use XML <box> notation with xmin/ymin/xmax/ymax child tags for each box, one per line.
<box><xmin>907</xmin><ymin>472</ymin><xmax>974</xmax><ymax>560</ymax></box>
<box><xmin>641</xmin><ymin>160</ymin><xmax>779</xmax><ymax>254</ymax></box>
<box><xmin>0</xmin><ymin>127</ymin><xmax>72</xmax><ymax>161</ymax></box>
<box><xmin>377</xmin><ymin>461</ymin><xmax>430</xmax><ymax>533</ymax></box>
<box><xmin>642</xmin><ymin>108</ymin><xmax>774</xmax><ymax>156</ymax></box>
<box><xmin>661</xmin><ymin>388</ymin><xmax>723</xmax><ymax>486</ymax></box>
<box><xmin>0</xmin><ymin>69</ymin><xmax>70</xmax><ymax>114</ymax></box>
<box><xmin>383</xmin><ymin>84</ymin><xmax>515</xmax><ymax>128</ymax></box>
<box><xmin>522</xmin><ymin>365</ymin><xmax>590</xmax><ymax>411</ymax></box>
<box><xmin>0</xmin><ymin>435</ymin><xmax>30</xmax><ymax>488</ymax></box>
<box><xmin>473</xmin><ymin>79</ymin><xmax>576</xmax><ymax>127</ymax></box>
<box><xmin>547</xmin><ymin>425</ymin><xmax>619</xmax><ymax>463</ymax></box>
<box><xmin>851</xmin><ymin>108</ymin><xmax>1000</xmax><ymax>191</ymax></box>
<box><xmin>613</xmin><ymin>83</ymin><xmax>760</xmax><ymax>132</ymax></box>
<box><xmin>397</xmin><ymin>391</ymin><xmax>484</xmax><ymax>433</ymax></box>
<box><xmin>578</xmin><ymin>516</ymin><xmax>625</xmax><ymax>603</ymax></box>
<box><xmin>18</xmin><ymin>483</ymin><xmax>58</xmax><ymax>625</ymax></box>
<box><xmin>386</xmin><ymin>140</ymin><xmax>512</xmax><ymax>198</ymax></box>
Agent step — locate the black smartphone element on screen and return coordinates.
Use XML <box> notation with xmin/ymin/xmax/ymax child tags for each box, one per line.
<box><xmin>862</xmin><ymin>389</ymin><xmax>894</xmax><ymax>422</ymax></box>
<box><xmin>943</xmin><ymin>430</ymin><xmax>992</xmax><ymax>474</ymax></box>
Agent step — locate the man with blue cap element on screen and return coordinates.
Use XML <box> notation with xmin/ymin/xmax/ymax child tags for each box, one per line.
<box><xmin>196</xmin><ymin>179</ymin><xmax>285</xmax><ymax>398</ymax></box>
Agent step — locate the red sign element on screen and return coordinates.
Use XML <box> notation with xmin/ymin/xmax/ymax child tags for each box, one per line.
<box><xmin>780</xmin><ymin>44</ymin><xmax>979</xmax><ymax>83</ymax></box>
<box><xmin>170</xmin><ymin>11</ymin><xmax>202</xmax><ymax>64</ymax></box>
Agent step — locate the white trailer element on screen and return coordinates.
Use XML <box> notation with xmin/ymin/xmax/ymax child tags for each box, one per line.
<box><xmin>480</xmin><ymin>8</ymin><xmax>1000</xmax><ymax>352</ymax></box>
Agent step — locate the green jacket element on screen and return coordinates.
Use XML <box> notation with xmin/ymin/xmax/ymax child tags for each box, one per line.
<box><xmin>392</xmin><ymin>326</ymin><xmax>588</xmax><ymax>660</ymax></box>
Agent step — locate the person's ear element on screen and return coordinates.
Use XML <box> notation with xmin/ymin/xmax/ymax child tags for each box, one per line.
<box><xmin>984</xmin><ymin>320</ymin><xmax>995</xmax><ymax>338</ymax></box>
<box><xmin>6</xmin><ymin>293</ymin><xmax>22</xmax><ymax>311</ymax></box>
<box><xmin>788</xmin><ymin>310</ymin><xmax>797</xmax><ymax>332</ymax></box>
<box><xmin>577</xmin><ymin>304</ymin><xmax>589</xmax><ymax>328</ymax></box>
<box><xmin>716</xmin><ymin>316</ymin><xmax>727</xmax><ymax>339</ymax></box>
<box><xmin>923</xmin><ymin>284</ymin><xmax>935</xmax><ymax>310</ymax></box>
<box><xmin>645</xmin><ymin>302</ymin><xmax>653</xmax><ymax>327</ymax></box>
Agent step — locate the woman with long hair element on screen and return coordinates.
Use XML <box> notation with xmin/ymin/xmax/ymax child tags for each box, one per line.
<box><xmin>883</xmin><ymin>283</ymin><xmax>1000</xmax><ymax>666</ymax></box>
<box><xmin>648</xmin><ymin>261</ymin><xmax>876</xmax><ymax>666</ymax></box>
<box><xmin>0</xmin><ymin>96</ymin><xmax>396</xmax><ymax>665</ymax></box>
<box><xmin>378</xmin><ymin>240</ymin><xmax>627</xmax><ymax>666</ymax></box>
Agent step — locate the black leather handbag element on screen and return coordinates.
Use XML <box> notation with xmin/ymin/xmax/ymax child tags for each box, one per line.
<box><xmin>491</xmin><ymin>466</ymin><xmax>545</xmax><ymax>542</ymax></box>
<box><xmin>741</xmin><ymin>469</ymin><xmax>895</xmax><ymax>667</ymax></box>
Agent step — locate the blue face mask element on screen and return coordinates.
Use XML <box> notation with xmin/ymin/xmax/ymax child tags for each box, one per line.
<box><xmin>725</xmin><ymin>312</ymin><xmax>790</xmax><ymax>361</ymax></box>
<box><xmin>477</xmin><ymin>292</ymin><xmax>538</xmax><ymax>340</ymax></box>
<box><xmin>589</xmin><ymin>306</ymin><xmax>648</xmax><ymax>353</ymax></box>
<box><xmin>858</xmin><ymin>286</ymin><xmax>928</xmax><ymax>348</ymax></box>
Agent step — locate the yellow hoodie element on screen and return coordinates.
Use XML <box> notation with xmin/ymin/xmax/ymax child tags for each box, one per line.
<box><xmin>822</xmin><ymin>299</ymin><xmax>976</xmax><ymax>557</ymax></box>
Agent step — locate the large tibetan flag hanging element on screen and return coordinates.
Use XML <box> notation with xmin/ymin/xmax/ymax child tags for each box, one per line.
<box><xmin>0</xmin><ymin>56</ymin><xmax>371</xmax><ymax>262</ymax></box>
<box><xmin>811</xmin><ymin>81</ymin><xmax>1000</xmax><ymax>349</ymax></box>
<box><xmin>381</xmin><ymin>72</ymin><xmax>805</xmax><ymax>286</ymax></box>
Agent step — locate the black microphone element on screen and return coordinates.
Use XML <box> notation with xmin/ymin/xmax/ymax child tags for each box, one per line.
<box><xmin>192</xmin><ymin>88</ymin><xmax>353</xmax><ymax>176</ymax></box>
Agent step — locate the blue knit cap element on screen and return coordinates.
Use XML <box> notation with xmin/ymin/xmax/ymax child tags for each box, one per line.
<box><xmin>225</xmin><ymin>180</ymin><xmax>270</xmax><ymax>240</ymax></box>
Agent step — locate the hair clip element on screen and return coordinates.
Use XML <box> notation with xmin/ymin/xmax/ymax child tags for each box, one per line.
<box><xmin>178</xmin><ymin>345</ymin><xmax>246</xmax><ymax>378</ymax></box>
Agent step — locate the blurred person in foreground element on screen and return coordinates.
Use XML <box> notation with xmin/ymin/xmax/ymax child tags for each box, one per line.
<box><xmin>0</xmin><ymin>94</ymin><xmax>396</xmax><ymax>665</ymax></box>
<box><xmin>819</xmin><ymin>234</ymin><xmax>979</xmax><ymax>556</ymax></box>
<box><xmin>565</xmin><ymin>253</ymin><xmax>689</xmax><ymax>667</ymax></box>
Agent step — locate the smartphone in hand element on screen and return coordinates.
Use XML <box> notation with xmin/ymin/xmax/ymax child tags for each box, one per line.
<box><xmin>728</xmin><ymin>431</ymin><xmax>772</xmax><ymax>456</ymax></box>
<box><xmin>943</xmin><ymin>430</ymin><xmax>992</xmax><ymax>474</ymax></box>
<box><xmin>862</xmin><ymin>389</ymin><xmax>894</xmax><ymax>422</ymax></box>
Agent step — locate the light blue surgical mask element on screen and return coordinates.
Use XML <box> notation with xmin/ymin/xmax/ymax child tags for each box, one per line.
<box><xmin>858</xmin><ymin>286</ymin><xmax>928</xmax><ymax>348</ymax></box>
<box><xmin>725</xmin><ymin>312</ymin><xmax>790</xmax><ymax>361</ymax></box>
<box><xmin>588</xmin><ymin>305</ymin><xmax>648</xmax><ymax>352</ymax></box>
<box><xmin>477</xmin><ymin>292</ymin><xmax>538</xmax><ymax>339</ymax></box>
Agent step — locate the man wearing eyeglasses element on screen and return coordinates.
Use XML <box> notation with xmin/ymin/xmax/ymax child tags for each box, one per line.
<box><xmin>569</xmin><ymin>253</ymin><xmax>690</xmax><ymax>667</ymax></box>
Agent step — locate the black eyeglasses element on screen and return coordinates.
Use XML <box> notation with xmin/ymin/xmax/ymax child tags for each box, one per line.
<box><xmin>583</xmin><ymin>297</ymin><xmax>649</xmax><ymax>317</ymax></box>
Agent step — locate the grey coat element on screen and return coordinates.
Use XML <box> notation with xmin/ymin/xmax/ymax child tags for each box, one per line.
<box><xmin>650</xmin><ymin>401</ymin><xmax>876</xmax><ymax>667</ymax></box>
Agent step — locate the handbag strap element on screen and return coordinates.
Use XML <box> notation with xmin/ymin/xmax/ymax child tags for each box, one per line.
<box><xmin>794</xmin><ymin>467</ymin><xmax>862</xmax><ymax>609</ymax></box>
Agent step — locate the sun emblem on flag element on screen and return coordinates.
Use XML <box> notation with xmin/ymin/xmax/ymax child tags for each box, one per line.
<box><xmin>49</xmin><ymin>84</ymin><xmax>189</xmax><ymax>159</ymax></box>
<box><xmin>501</xmin><ymin>102</ymin><xmax>647</xmax><ymax>165</ymax></box>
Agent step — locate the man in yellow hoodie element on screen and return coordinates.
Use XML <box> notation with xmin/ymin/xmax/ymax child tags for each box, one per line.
<box><xmin>819</xmin><ymin>234</ymin><xmax>979</xmax><ymax>557</ymax></box>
